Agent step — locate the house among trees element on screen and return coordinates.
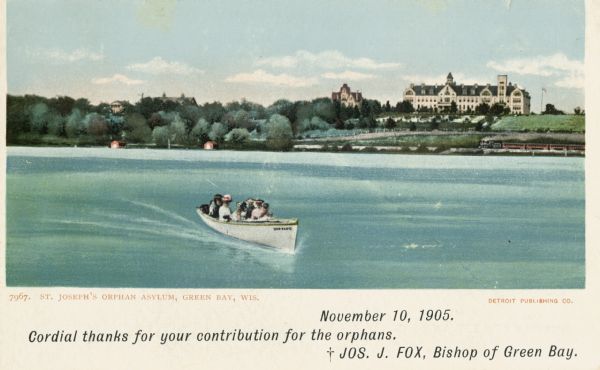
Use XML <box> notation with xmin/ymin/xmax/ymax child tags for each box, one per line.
<box><xmin>331</xmin><ymin>83</ymin><xmax>363</xmax><ymax>108</ymax></box>
<box><xmin>159</xmin><ymin>93</ymin><xmax>197</xmax><ymax>106</ymax></box>
<box><xmin>110</xmin><ymin>100</ymin><xmax>126</xmax><ymax>114</ymax></box>
<box><xmin>403</xmin><ymin>73</ymin><xmax>531</xmax><ymax>114</ymax></box>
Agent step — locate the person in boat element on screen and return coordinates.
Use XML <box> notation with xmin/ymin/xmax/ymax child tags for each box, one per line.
<box><xmin>231</xmin><ymin>201</ymin><xmax>247</xmax><ymax>222</ymax></box>
<box><xmin>251</xmin><ymin>200</ymin><xmax>270</xmax><ymax>220</ymax></box>
<box><xmin>260</xmin><ymin>203</ymin><xmax>272</xmax><ymax>220</ymax></box>
<box><xmin>219</xmin><ymin>194</ymin><xmax>233</xmax><ymax>221</ymax></box>
<box><xmin>208</xmin><ymin>194</ymin><xmax>223</xmax><ymax>218</ymax></box>
<box><xmin>244</xmin><ymin>198</ymin><xmax>256</xmax><ymax>219</ymax></box>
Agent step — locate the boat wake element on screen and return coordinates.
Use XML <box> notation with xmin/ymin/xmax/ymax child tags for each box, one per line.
<box><xmin>50</xmin><ymin>199</ymin><xmax>297</xmax><ymax>273</ymax></box>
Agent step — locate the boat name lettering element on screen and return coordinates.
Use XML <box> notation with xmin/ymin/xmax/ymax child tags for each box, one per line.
<box><xmin>273</xmin><ymin>227</ymin><xmax>292</xmax><ymax>231</ymax></box>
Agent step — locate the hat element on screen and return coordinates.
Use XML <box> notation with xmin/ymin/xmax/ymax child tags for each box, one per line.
<box><xmin>213</xmin><ymin>193</ymin><xmax>222</xmax><ymax>199</ymax></box>
<box><xmin>223</xmin><ymin>194</ymin><xmax>232</xmax><ymax>202</ymax></box>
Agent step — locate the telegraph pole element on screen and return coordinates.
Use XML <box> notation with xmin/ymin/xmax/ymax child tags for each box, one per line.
<box><xmin>540</xmin><ymin>88</ymin><xmax>546</xmax><ymax>113</ymax></box>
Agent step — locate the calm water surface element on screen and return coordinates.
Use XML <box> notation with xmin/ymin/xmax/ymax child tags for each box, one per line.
<box><xmin>6</xmin><ymin>147</ymin><xmax>585</xmax><ymax>288</ymax></box>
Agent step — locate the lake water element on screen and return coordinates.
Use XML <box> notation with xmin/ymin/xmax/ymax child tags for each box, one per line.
<box><xmin>5</xmin><ymin>147</ymin><xmax>585</xmax><ymax>288</ymax></box>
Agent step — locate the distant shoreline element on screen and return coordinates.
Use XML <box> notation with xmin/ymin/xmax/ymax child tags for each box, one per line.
<box><xmin>6</xmin><ymin>143</ymin><xmax>585</xmax><ymax>157</ymax></box>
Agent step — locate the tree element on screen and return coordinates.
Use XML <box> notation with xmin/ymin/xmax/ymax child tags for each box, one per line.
<box><xmin>208</xmin><ymin>122</ymin><xmax>228</xmax><ymax>142</ymax></box>
<box><xmin>136</xmin><ymin>97</ymin><xmax>163</xmax><ymax>119</ymax></box>
<box><xmin>225</xmin><ymin>128</ymin><xmax>250</xmax><ymax>144</ymax></box>
<box><xmin>85</xmin><ymin>113</ymin><xmax>109</xmax><ymax>141</ymax></box>
<box><xmin>106</xmin><ymin>114</ymin><xmax>125</xmax><ymax>138</ymax></box>
<box><xmin>152</xmin><ymin>126</ymin><xmax>170</xmax><ymax>147</ymax></box>
<box><xmin>190</xmin><ymin>118</ymin><xmax>211</xmax><ymax>144</ymax></box>
<box><xmin>65</xmin><ymin>108</ymin><xmax>84</xmax><ymax>138</ymax></box>
<box><xmin>169</xmin><ymin>118</ymin><xmax>187</xmax><ymax>145</ymax></box>
<box><xmin>574</xmin><ymin>106</ymin><xmax>582</xmax><ymax>115</ymax></box>
<box><xmin>177</xmin><ymin>105</ymin><xmax>202</xmax><ymax>129</ymax></box>
<box><xmin>265</xmin><ymin>114</ymin><xmax>293</xmax><ymax>151</ymax></box>
<box><xmin>268</xmin><ymin>99</ymin><xmax>296</xmax><ymax>123</ymax></box>
<box><xmin>125</xmin><ymin>113</ymin><xmax>152</xmax><ymax>143</ymax></box>
<box><xmin>450</xmin><ymin>101</ymin><xmax>458</xmax><ymax>113</ymax></box>
<box><xmin>366</xmin><ymin>99</ymin><xmax>382</xmax><ymax>116</ymax></box>
<box><xmin>312</xmin><ymin>98</ymin><xmax>335</xmax><ymax>122</ymax></box>
<box><xmin>47</xmin><ymin>115</ymin><xmax>65</xmax><ymax>136</ymax></box>
<box><xmin>367</xmin><ymin>116</ymin><xmax>377</xmax><ymax>130</ymax></box>
<box><xmin>333</xmin><ymin>100</ymin><xmax>343</xmax><ymax>120</ymax></box>
<box><xmin>93</xmin><ymin>102</ymin><xmax>111</xmax><ymax>115</ymax></box>
<box><xmin>6</xmin><ymin>95</ymin><xmax>29</xmax><ymax>142</ymax></box>
<box><xmin>489</xmin><ymin>103</ymin><xmax>506</xmax><ymax>116</ymax></box>
<box><xmin>73</xmin><ymin>98</ymin><xmax>92</xmax><ymax>113</ymax></box>
<box><xmin>49</xmin><ymin>96</ymin><xmax>75</xmax><ymax>116</ymax></box>
<box><xmin>201</xmin><ymin>101</ymin><xmax>226</xmax><ymax>123</ymax></box>
<box><xmin>543</xmin><ymin>103</ymin><xmax>564</xmax><ymax>115</ymax></box>
<box><xmin>385</xmin><ymin>117</ymin><xmax>396</xmax><ymax>129</ymax></box>
<box><xmin>298</xmin><ymin>116</ymin><xmax>329</xmax><ymax>132</ymax></box>
<box><xmin>223</xmin><ymin>109</ymin><xmax>251</xmax><ymax>130</ymax></box>
<box><xmin>475</xmin><ymin>103</ymin><xmax>490</xmax><ymax>115</ymax></box>
<box><xmin>396</xmin><ymin>100</ymin><xmax>414</xmax><ymax>113</ymax></box>
<box><xmin>28</xmin><ymin>102</ymin><xmax>50</xmax><ymax>134</ymax></box>
<box><xmin>360</xmin><ymin>101</ymin><xmax>371</xmax><ymax>117</ymax></box>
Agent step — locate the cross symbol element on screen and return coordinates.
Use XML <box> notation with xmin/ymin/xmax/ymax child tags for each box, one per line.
<box><xmin>327</xmin><ymin>347</ymin><xmax>334</xmax><ymax>362</ymax></box>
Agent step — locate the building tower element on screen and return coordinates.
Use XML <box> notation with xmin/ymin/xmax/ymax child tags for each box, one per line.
<box><xmin>497</xmin><ymin>75</ymin><xmax>508</xmax><ymax>104</ymax></box>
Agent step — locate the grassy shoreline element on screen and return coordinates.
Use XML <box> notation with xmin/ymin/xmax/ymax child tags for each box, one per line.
<box><xmin>8</xmin><ymin>132</ymin><xmax>585</xmax><ymax>157</ymax></box>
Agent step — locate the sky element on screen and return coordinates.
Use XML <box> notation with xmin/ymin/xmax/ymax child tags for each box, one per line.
<box><xmin>6</xmin><ymin>0</ymin><xmax>585</xmax><ymax>112</ymax></box>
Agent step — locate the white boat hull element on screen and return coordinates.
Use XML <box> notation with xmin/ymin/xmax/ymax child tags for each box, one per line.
<box><xmin>196</xmin><ymin>209</ymin><xmax>298</xmax><ymax>252</ymax></box>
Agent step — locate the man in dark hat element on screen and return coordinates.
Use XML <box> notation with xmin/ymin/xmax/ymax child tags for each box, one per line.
<box><xmin>209</xmin><ymin>194</ymin><xmax>222</xmax><ymax>218</ymax></box>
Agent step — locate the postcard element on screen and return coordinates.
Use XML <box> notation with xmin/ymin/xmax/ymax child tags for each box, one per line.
<box><xmin>1</xmin><ymin>0</ymin><xmax>599</xmax><ymax>369</ymax></box>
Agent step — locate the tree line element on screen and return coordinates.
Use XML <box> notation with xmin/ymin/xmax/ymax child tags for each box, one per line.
<box><xmin>7</xmin><ymin>93</ymin><xmax>576</xmax><ymax>149</ymax></box>
<box><xmin>6</xmin><ymin>94</ymin><xmax>417</xmax><ymax>149</ymax></box>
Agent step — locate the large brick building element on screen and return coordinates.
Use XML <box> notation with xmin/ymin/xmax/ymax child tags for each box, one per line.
<box><xmin>403</xmin><ymin>73</ymin><xmax>531</xmax><ymax>114</ymax></box>
<box><xmin>331</xmin><ymin>83</ymin><xmax>363</xmax><ymax>108</ymax></box>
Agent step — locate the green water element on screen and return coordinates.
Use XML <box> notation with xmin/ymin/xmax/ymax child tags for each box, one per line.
<box><xmin>6</xmin><ymin>147</ymin><xmax>584</xmax><ymax>288</ymax></box>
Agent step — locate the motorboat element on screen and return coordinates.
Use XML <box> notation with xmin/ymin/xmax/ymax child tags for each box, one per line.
<box><xmin>196</xmin><ymin>207</ymin><xmax>298</xmax><ymax>252</ymax></box>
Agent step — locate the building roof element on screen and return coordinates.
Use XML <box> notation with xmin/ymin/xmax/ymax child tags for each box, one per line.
<box><xmin>332</xmin><ymin>83</ymin><xmax>363</xmax><ymax>101</ymax></box>
<box><xmin>159</xmin><ymin>94</ymin><xmax>197</xmax><ymax>106</ymax></box>
<box><xmin>407</xmin><ymin>82</ymin><xmax>528</xmax><ymax>97</ymax></box>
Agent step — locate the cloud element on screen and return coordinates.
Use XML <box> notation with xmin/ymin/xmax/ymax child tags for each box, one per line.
<box><xmin>92</xmin><ymin>74</ymin><xmax>145</xmax><ymax>85</ymax></box>
<box><xmin>487</xmin><ymin>53</ymin><xmax>584</xmax><ymax>89</ymax></box>
<box><xmin>225</xmin><ymin>69</ymin><xmax>318</xmax><ymax>87</ymax></box>
<box><xmin>127</xmin><ymin>57</ymin><xmax>204</xmax><ymax>75</ymax></box>
<box><xmin>28</xmin><ymin>47</ymin><xmax>104</xmax><ymax>63</ymax></box>
<box><xmin>256</xmin><ymin>50</ymin><xmax>401</xmax><ymax>70</ymax></box>
<box><xmin>321</xmin><ymin>70</ymin><xmax>376</xmax><ymax>81</ymax></box>
<box><xmin>555</xmin><ymin>74</ymin><xmax>585</xmax><ymax>89</ymax></box>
